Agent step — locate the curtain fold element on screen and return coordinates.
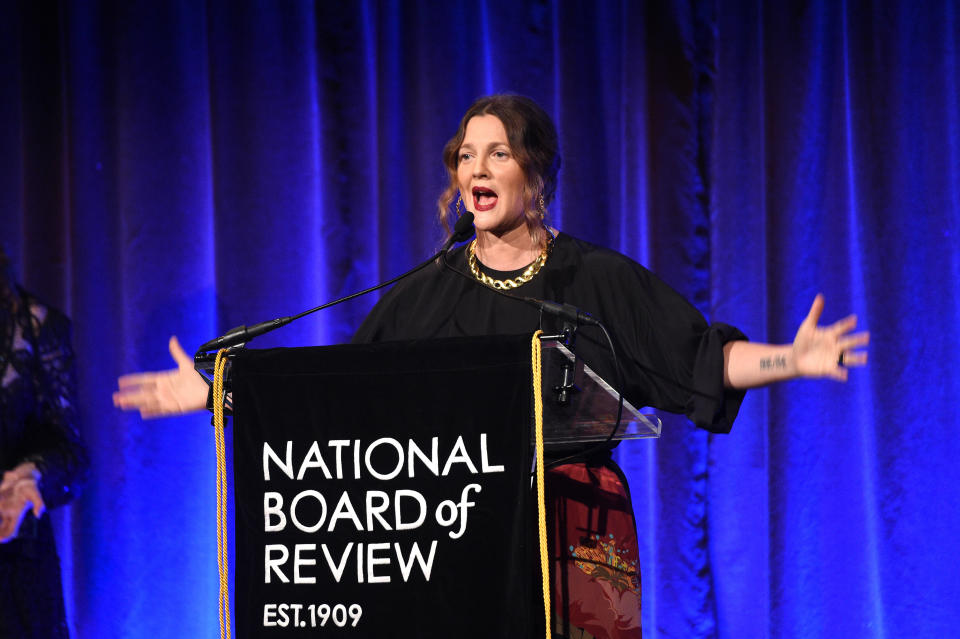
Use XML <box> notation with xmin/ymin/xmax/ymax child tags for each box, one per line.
<box><xmin>2</xmin><ymin>1</ymin><xmax>957</xmax><ymax>637</ymax></box>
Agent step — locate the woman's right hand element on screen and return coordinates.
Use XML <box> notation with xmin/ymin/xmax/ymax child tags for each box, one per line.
<box><xmin>113</xmin><ymin>336</ymin><xmax>209</xmax><ymax>418</ymax></box>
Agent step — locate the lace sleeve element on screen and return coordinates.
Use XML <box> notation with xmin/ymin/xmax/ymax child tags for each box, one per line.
<box><xmin>20</xmin><ymin>299</ymin><xmax>89</xmax><ymax>509</ymax></box>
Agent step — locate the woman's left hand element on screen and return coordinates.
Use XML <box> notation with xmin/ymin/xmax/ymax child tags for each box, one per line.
<box><xmin>0</xmin><ymin>463</ymin><xmax>46</xmax><ymax>543</ymax></box>
<box><xmin>792</xmin><ymin>294</ymin><xmax>870</xmax><ymax>381</ymax></box>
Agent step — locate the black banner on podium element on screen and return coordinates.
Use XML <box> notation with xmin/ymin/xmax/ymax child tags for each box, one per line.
<box><xmin>231</xmin><ymin>335</ymin><xmax>534</xmax><ymax>638</ymax></box>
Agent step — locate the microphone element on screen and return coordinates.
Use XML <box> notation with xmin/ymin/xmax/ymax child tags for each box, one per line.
<box><xmin>443</xmin><ymin>212</ymin><xmax>476</xmax><ymax>251</ymax></box>
<box><xmin>195</xmin><ymin>213</ymin><xmax>476</xmax><ymax>354</ymax></box>
<box><xmin>196</xmin><ymin>317</ymin><xmax>293</xmax><ymax>353</ymax></box>
<box><xmin>525</xmin><ymin>298</ymin><xmax>600</xmax><ymax>327</ymax></box>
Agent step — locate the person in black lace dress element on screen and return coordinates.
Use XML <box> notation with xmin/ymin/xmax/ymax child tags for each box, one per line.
<box><xmin>0</xmin><ymin>248</ymin><xmax>88</xmax><ymax>639</ymax></box>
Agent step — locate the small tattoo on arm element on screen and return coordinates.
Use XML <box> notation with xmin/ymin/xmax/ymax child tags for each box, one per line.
<box><xmin>760</xmin><ymin>355</ymin><xmax>787</xmax><ymax>370</ymax></box>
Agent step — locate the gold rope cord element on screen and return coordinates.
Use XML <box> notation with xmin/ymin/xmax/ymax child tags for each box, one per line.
<box><xmin>531</xmin><ymin>331</ymin><xmax>550</xmax><ymax>639</ymax></box>
<box><xmin>213</xmin><ymin>349</ymin><xmax>232</xmax><ymax>639</ymax></box>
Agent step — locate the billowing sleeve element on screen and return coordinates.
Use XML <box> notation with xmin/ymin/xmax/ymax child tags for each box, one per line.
<box><xmin>683</xmin><ymin>320</ymin><xmax>747</xmax><ymax>432</ymax></box>
<box><xmin>351</xmin><ymin>287</ymin><xmax>400</xmax><ymax>343</ymax></box>
<box><xmin>571</xmin><ymin>246</ymin><xmax>748</xmax><ymax>434</ymax></box>
<box><xmin>21</xmin><ymin>303</ymin><xmax>89</xmax><ymax>509</ymax></box>
<box><xmin>350</xmin><ymin>263</ymin><xmax>448</xmax><ymax>344</ymax></box>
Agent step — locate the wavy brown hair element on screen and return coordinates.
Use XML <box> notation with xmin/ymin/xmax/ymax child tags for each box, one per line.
<box><xmin>438</xmin><ymin>94</ymin><xmax>560</xmax><ymax>248</ymax></box>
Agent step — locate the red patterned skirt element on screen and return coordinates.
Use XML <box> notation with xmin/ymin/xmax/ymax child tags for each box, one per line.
<box><xmin>546</xmin><ymin>459</ymin><xmax>642</xmax><ymax>639</ymax></box>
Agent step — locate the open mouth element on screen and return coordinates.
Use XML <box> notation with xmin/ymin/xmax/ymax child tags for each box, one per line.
<box><xmin>472</xmin><ymin>186</ymin><xmax>499</xmax><ymax>212</ymax></box>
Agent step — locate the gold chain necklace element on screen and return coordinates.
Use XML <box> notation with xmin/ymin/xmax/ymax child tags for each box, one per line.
<box><xmin>467</xmin><ymin>238</ymin><xmax>552</xmax><ymax>290</ymax></box>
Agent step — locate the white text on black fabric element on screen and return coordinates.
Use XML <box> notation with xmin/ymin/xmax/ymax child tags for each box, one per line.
<box><xmin>260</xmin><ymin>434</ymin><xmax>505</xmax><ymax>586</ymax></box>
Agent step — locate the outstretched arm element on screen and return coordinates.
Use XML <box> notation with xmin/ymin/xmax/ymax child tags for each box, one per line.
<box><xmin>113</xmin><ymin>336</ymin><xmax>209</xmax><ymax>418</ymax></box>
<box><xmin>723</xmin><ymin>294</ymin><xmax>869</xmax><ymax>389</ymax></box>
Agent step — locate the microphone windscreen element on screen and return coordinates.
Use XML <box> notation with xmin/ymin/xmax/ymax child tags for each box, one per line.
<box><xmin>451</xmin><ymin>212</ymin><xmax>476</xmax><ymax>242</ymax></box>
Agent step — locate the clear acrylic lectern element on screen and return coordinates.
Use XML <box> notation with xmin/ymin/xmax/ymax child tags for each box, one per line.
<box><xmin>539</xmin><ymin>339</ymin><xmax>661</xmax><ymax>445</ymax></box>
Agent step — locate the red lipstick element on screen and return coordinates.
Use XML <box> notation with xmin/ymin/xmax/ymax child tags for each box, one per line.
<box><xmin>472</xmin><ymin>186</ymin><xmax>498</xmax><ymax>212</ymax></box>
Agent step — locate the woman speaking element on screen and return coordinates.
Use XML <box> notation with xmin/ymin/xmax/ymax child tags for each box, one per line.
<box><xmin>115</xmin><ymin>94</ymin><xmax>868</xmax><ymax>638</ymax></box>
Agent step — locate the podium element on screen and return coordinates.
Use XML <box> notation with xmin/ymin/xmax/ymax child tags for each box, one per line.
<box><xmin>539</xmin><ymin>338</ymin><xmax>660</xmax><ymax>444</ymax></box>
<box><xmin>199</xmin><ymin>337</ymin><xmax>662</xmax><ymax>445</ymax></box>
<box><xmin>198</xmin><ymin>334</ymin><xmax>658</xmax><ymax>639</ymax></box>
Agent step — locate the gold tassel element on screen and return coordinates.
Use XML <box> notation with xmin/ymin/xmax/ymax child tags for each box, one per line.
<box><xmin>213</xmin><ymin>349</ymin><xmax>232</xmax><ymax>639</ymax></box>
<box><xmin>531</xmin><ymin>331</ymin><xmax>550</xmax><ymax>639</ymax></box>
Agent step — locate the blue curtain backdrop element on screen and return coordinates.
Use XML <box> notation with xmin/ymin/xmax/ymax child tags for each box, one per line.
<box><xmin>2</xmin><ymin>1</ymin><xmax>958</xmax><ymax>637</ymax></box>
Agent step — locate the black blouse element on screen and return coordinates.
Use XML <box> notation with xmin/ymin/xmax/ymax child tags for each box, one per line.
<box><xmin>353</xmin><ymin>233</ymin><xmax>747</xmax><ymax>433</ymax></box>
<box><xmin>0</xmin><ymin>286</ymin><xmax>87</xmax><ymax>523</ymax></box>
